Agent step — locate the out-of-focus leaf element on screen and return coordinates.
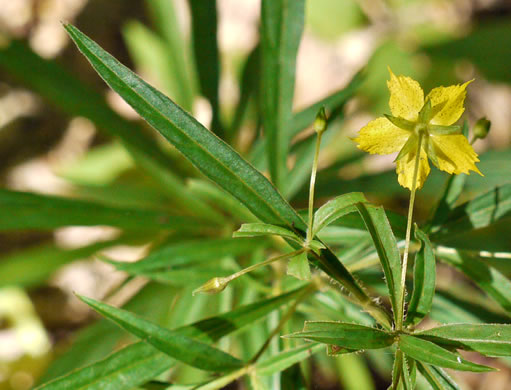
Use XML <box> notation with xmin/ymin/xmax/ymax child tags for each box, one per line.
<box><xmin>37</xmin><ymin>288</ymin><xmax>307</xmax><ymax>389</ymax></box>
<box><xmin>255</xmin><ymin>344</ymin><xmax>322</xmax><ymax>376</ymax></box>
<box><xmin>233</xmin><ymin>223</ymin><xmax>302</xmax><ymax>243</ymax></box>
<box><xmin>306</xmin><ymin>0</ymin><xmax>366</xmax><ymax>39</ymax></box>
<box><xmin>405</xmin><ymin>228</ymin><xmax>436</xmax><ymax>326</ymax></box>
<box><xmin>398</xmin><ymin>334</ymin><xmax>494</xmax><ymax>372</ymax></box>
<box><xmin>0</xmin><ymin>189</ymin><xmax>201</xmax><ymax>231</ymax></box>
<box><xmin>417</xmin><ymin>362</ymin><xmax>460</xmax><ymax>390</ymax></box>
<box><xmin>0</xmin><ymin>239</ymin><xmax>119</xmax><ymax>287</ymax></box>
<box><xmin>145</xmin><ymin>0</ymin><xmax>195</xmax><ymax>109</ymax></box>
<box><xmin>109</xmin><ymin>237</ymin><xmax>262</xmax><ymax>273</ymax></box>
<box><xmin>261</xmin><ymin>0</ymin><xmax>305</xmax><ymax>188</ymax></box>
<box><xmin>439</xmin><ymin>250</ymin><xmax>511</xmax><ymax>314</ymax></box>
<box><xmin>77</xmin><ymin>295</ymin><xmax>244</xmax><ymax>372</ymax></box>
<box><xmin>355</xmin><ymin>203</ymin><xmax>402</xmax><ymax>323</ymax></box>
<box><xmin>336</xmin><ymin>352</ymin><xmax>375</xmax><ymax>390</ymax></box>
<box><xmin>312</xmin><ymin>192</ymin><xmax>367</xmax><ymax>236</ymax></box>
<box><xmin>281</xmin><ymin>363</ymin><xmax>308</xmax><ymax>390</ymax></box>
<box><xmin>188</xmin><ymin>0</ymin><xmax>223</xmax><ymax>137</ymax></box>
<box><xmin>285</xmin><ymin>321</ymin><xmax>394</xmax><ymax>350</ymax></box>
<box><xmin>416</xmin><ymin>324</ymin><xmax>511</xmax><ymax>357</ymax></box>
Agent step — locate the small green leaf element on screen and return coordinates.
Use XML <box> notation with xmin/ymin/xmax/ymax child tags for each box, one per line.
<box><xmin>312</xmin><ymin>192</ymin><xmax>367</xmax><ymax>236</ymax></box>
<box><xmin>233</xmin><ymin>223</ymin><xmax>302</xmax><ymax>243</ymax></box>
<box><xmin>398</xmin><ymin>334</ymin><xmax>494</xmax><ymax>372</ymax></box>
<box><xmin>261</xmin><ymin>0</ymin><xmax>305</xmax><ymax>188</ymax></box>
<box><xmin>384</xmin><ymin>114</ymin><xmax>415</xmax><ymax>131</ymax></box>
<box><xmin>405</xmin><ymin>227</ymin><xmax>436</xmax><ymax>326</ymax></box>
<box><xmin>287</xmin><ymin>251</ymin><xmax>311</xmax><ymax>280</ymax></box>
<box><xmin>285</xmin><ymin>321</ymin><xmax>394</xmax><ymax>350</ymax></box>
<box><xmin>416</xmin><ymin>323</ymin><xmax>511</xmax><ymax>357</ymax></box>
<box><xmin>77</xmin><ymin>295</ymin><xmax>243</xmax><ymax>372</ymax></box>
<box><xmin>255</xmin><ymin>344</ymin><xmax>322</xmax><ymax>376</ymax></box>
<box><xmin>416</xmin><ymin>362</ymin><xmax>460</xmax><ymax>390</ymax></box>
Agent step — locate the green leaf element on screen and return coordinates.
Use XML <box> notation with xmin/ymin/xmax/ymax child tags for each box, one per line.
<box><xmin>109</xmin><ymin>237</ymin><xmax>262</xmax><ymax>273</ymax></box>
<box><xmin>397</xmin><ymin>334</ymin><xmax>494</xmax><ymax>372</ymax></box>
<box><xmin>261</xmin><ymin>0</ymin><xmax>305</xmax><ymax>188</ymax></box>
<box><xmin>405</xmin><ymin>228</ymin><xmax>436</xmax><ymax>326</ymax></box>
<box><xmin>312</xmin><ymin>192</ymin><xmax>367</xmax><ymax>236</ymax></box>
<box><xmin>64</xmin><ymin>24</ymin><xmax>306</xmax><ymax>232</ymax></box>
<box><xmin>0</xmin><ymin>38</ymin><xmax>216</xmax><ymax>222</ymax></box>
<box><xmin>233</xmin><ymin>223</ymin><xmax>302</xmax><ymax>243</ymax></box>
<box><xmin>0</xmin><ymin>189</ymin><xmax>201</xmax><ymax>231</ymax></box>
<box><xmin>416</xmin><ymin>323</ymin><xmax>511</xmax><ymax>357</ymax></box>
<box><xmin>285</xmin><ymin>321</ymin><xmax>394</xmax><ymax>350</ymax></box>
<box><xmin>336</xmin><ymin>352</ymin><xmax>376</xmax><ymax>390</ymax></box>
<box><xmin>287</xmin><ymin>251</ymin><xmax>311</xmax><ymax>281</ymax></box>
<box><xmin>187</xmin><ymin>0</ymin><xmax>223</xmax><ymax>137</ymax></box>
<box><xmin>255</xmin><ymin>344</ymin><xmax>322</xmax><ymax>376</ymax></box>
<box><xmin>355</xmin><ymin>203</ymin><xmax>402</xmax><ymax>323</ymax></box>
<box><xmin>416</xmin><ymin>362</ymin><xmax>460</xmax><ymax>390</ymax></box>
<box><xmin>37</xmin><ymin>287</ymin><xmax>306</xmax><ymax>389</ymax></box>
<box><xmin>438</xmin><ymin>250</ymin><xmax>511</xmax><ymax>314</ymax></box>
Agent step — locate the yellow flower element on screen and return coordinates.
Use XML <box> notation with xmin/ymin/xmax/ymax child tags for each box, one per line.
<box><xmin>354</xmin><ymin>68</ymin><xmax>482</xmax><ymax>190</ymax></box>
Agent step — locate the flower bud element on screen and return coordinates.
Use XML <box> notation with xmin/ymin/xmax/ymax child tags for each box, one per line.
<box><xmin>473</xmin><ymin>117</ymin><xmax>491</xmax><ymax>140</ymax></box>
<box><xmin>313</xmin><ymin>107</ymin><xmax>328</xmax><ymax>135</ymax></box>
<box><xmin>193</xmin><ymin>277</ymin><xmax>229</xmax><ymax>295</ymax></box>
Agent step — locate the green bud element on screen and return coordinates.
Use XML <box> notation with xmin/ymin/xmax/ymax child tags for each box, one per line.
<box><xmin>193</xmin><ymin>277</ymin><xmax>228</xmax><ymax>295</ymax></box>
<box><xmin>313</xmin><ymin>107</ymin><xmax>328</xmax><ymax>134</ymax></box>
<box><xmin>473</xmin><ymin>117</ymin><xmax>491</xmax><ymax>140</ymax></box>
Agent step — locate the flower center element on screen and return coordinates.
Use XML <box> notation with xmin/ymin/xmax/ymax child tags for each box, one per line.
<box><xmin>414</xmin><ymin>122</ymin><xmax>428</xmax><ymax>136</ymax></box>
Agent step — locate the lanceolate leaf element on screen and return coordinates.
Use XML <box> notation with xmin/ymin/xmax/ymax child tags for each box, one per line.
<box><xmin>77</xmin><ymin>295</ymin><xmax>244</xmax><ymax>372</ymax></box>
<box><xmin>416</xmin><ymin>362</ymin><xmax>460</xmax><ymax>390</ymax></box>
<box><xmin>0</xmin><ymin>189</ymin><xmax>200</xmax><ymax>231</ymax></box>
<box><xmin>355</xmin><ymin>203</ymin><xmax>402</xmax><ymax>323</ymax></box>
<box><xmin>398</xmin><ymin>334</ymin><xmax>494</xmax><ymax>372</ymax></box>
<box><xmin>416</xmin><ymin>324</ymin><xmax>511</xmax><ymax>357</ymax></box>
<box><xmin>312</xmin><ymin>192</ymin><xmax>367</xmax><ymax>236</ymax></box>
<box><xmin>37</xmin><ymin>288</ymin><xmax>306</xmax><ymax>389</ymax></box>
<box><xmin>405</xmin><ymin>228</ymin><xmax>436</xmax><ymax>326</ymax></box>
<box><xmin>233</xmin><ymin>223</ymin><xmax>302</xmax><ymax>243</ymax></box>
<box><xmin>439</xmin><ymin>250</ymin><xmax>511</xmax><ymax>314</ymax></box>
<box><xmin>261</xmin><ymin>0</ymin><xmax>305</xmax><ymax>188</ymax></box>
<box><xmin>64</xmin><ymin>24</ymin><xmax>305</xmax><ymax>232</ymax></box>
<box><xmin>285</xmin><ymin>322</ymin><xmax>394</xmax><ymax>350</ymax></box>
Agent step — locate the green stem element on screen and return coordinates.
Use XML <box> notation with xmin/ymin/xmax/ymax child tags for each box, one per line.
<box><xmin>306</xmin><ymin>132</ymin><xmax>323</xmax><ymax>244</ymax></box>
<box><xmin>396</xmin><ymin>132</ymin><xmax>424</xmax><ymax>330</ymax></box>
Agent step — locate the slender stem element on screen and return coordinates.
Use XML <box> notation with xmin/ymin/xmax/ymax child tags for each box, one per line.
<box><xmin>250</xmin><ymin>283</ymin><xmax>315</xmax><ymax>364</ymax></box>
<box><xmin>396</xmin><ymin>132</ymin><xmax>424</xmax><ymax>330</ymax></box>
<box><xmin>306</xmin><ymin>132</ymin><xmax>323</xmax><ymax>244</ymax></box>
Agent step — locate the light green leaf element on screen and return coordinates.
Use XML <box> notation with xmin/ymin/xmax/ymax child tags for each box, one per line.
<box><xmin>312</xmin><ymin>192</ymin><xmax>367</xmax><ymax>236</ymax></box>
<box><xmin>64</xmin><ymin>24</ymin><xmax>305</xmax><ymax>232</ymax></box>
<box><xmin>398</xmin><ymin>334</ymin><xmax>494</xmax><ymax>372</ymax></box>
<box><xmin>233</xmin><ymin>223</ymin><xmax>302</xmax><ymax>243</ymax></box>
<box><xmin>287</xmin><ymin>251</ymin><xmax>311</xmax><ymax>281</ymax></box>
<box><xmin>261</xmin><ymin>0</ymin><xmax>305</xmax><ymax>188</ymax></box>
<box><xmin>405</xmin><ymin>227</ymin><xmax>436</xmax><ymax>326</ymax></box>
<box><xmin>255</xmin><ymin>344</ymin><xmax>322</xmax><ymax>376</ymax></box>
<box><xmin>439</xmin><ymin>250</ymin><xmax>511</xmax><ymax>314</ymax></box>
<box><xmin>0</xmin><ymin>189</ymin><xmax>200</xmax><ymax>231</ymax></box>
<box><xmin>416</xmin><ymin>323</ymin><xmax>511</xmax><ymax>357</ymax></box>
<box><xmin>77</xmin><ymin>295</ymin><xmax>244</xmax><ymax>372</ymax></box>
<box><xmin>285</xmin><ymin>321</ymin><xmax>394</xmax><ymax>350</ymax></box>
<box><xmin>416</xmin><ymin>362</ymin><xmax>460</xmax><ymax>390</ymax></box>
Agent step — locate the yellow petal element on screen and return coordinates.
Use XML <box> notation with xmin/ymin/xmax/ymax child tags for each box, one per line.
<box><xmin>430</xmin><ymin>134</ymin><xmax>482</xmax><ymax>175</ymax></box>
<box><xmin>353</xmin><ymin>117</ymin><xmax>410</xmax><ymax>155</ymax></box>
<box><xmin>387</xmin><ymin>68</ymin><xmax>424</xmax><ymax>122</ymax></box>
<box><xmin>396</xmin><ymin>147</ymin><xmax>430</xmax><ymax>190</ymax></box>
<box><xmin>426</xmin><ymin>80</ymin><xmax>473</xmax><ymax>126</ymax></box>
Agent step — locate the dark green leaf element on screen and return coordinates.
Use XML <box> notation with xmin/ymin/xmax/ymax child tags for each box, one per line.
<box><xmin>188</xmin><ymin>0</ymin><xmax>224</xmax><ymax>137</ymax></box>
<box><xmin>416</xmin><ymin>323</ymin><xmax>511</xmax><ymax>357</ymax></box>
<box><xmin>261</xmin><ymin>0</ymin><xmax>305</xmax><ymax>188</ymax></box>
<box><xmin>285</xmin><ymin>321</ymin><xmax>394</xmax><ymax>350</ymax></box>
<box><xmin>416</xmin><ymin>362</ymin><xmax>460</xmax><ymax>390</ymax></box>
<box><xmin>405</xmin><ymin>228</ymin><xmax>436</xmax><ymax>326</ymax></box>
<box><xmin>398</xmin><ymin>334</ymin><xmax>494</xmax><ymax>372</ymax></box>
<box><xmin>0</xmin><ymin>189</ymin><xmax>201</xmax><ymax>231</ymax></box>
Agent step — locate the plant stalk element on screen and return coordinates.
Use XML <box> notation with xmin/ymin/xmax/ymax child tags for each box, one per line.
<box><xmin>306</xmin><ymin>131</ymin><xmax>323</xmax><ymax>244</ymax></box>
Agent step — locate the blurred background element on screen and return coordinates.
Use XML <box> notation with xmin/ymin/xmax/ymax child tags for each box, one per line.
<box><xmin>0</xmin><ymin>0</ymin><xmax>510</xmax><ymax>389</ymax></box>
